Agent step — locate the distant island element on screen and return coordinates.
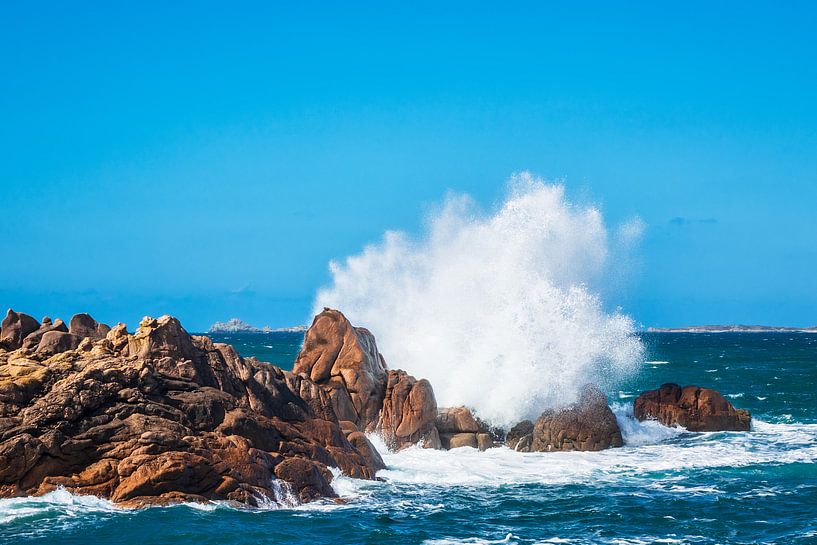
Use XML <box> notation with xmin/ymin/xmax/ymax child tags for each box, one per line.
<box><xmin>647</xmin><ymin>324</ymin><xmax>817</xmax><ymax>333</ymax></box>
<box><xmin>207</xmin><ymin>318</ymin><xmax>308</xmax><ymax>334</ymax></box>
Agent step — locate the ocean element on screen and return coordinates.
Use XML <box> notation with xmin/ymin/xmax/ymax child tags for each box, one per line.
<box><xmin>2</xmin><ymin>332</ymin><xmax>815</xmax><ymax>545</ymax></box>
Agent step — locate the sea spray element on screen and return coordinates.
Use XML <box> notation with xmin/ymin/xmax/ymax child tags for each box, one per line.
<box><xmin>315</xmin><ymin>173</ymin><xmax>644</xmax><ymax>427</ymax></box>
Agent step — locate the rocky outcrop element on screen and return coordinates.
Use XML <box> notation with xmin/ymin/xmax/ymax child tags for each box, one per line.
<box><xmin>511</xmin><ymin>385</ymin><xmax>623</xmax><ymax>452</ymax></box>
<box><xmin>505</xmin><ymin>420</ymin><xmax>534</xmax><ymax>451</ymax></box>
<box><xmin>68</xmin><ymin>313</ymin><xmax>111</xmax><ymax>340</ymax></box>
<box><xmin>634</xmin><ymin>383</ymin><xmax>751</xmax><ymax>432</ymax></box>
<box><xmin>20</xmin><ymin>318</ymin><xmax>69</xmax><ymax>351</ymax></box>
<box><xmin>293</xmin><ymin>309</ymin><xmax>387</xmax><ymax>432</ymax></box>
<box><xmin>0</xmin><ymin>310</ymin><xmax>40</xmax><ymax>351</ymax></box>
<box><xmin>436</xmin><ymin>406</ymin><xmax>495</xmax><ymax>451</ymax></box>
<box><xmin>0</xmin><ymin>311</ymin><xmax>380</xmax><ymax>507</ymax></box>
<box><xmin>378</xmin><ymin>370</ymin><xmax>438</xmax><ymax>450</ymax></box>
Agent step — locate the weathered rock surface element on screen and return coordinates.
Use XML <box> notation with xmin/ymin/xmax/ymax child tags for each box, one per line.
<box><xmin>634</xmin><ymin>383</ymin><xmax>752</xmax><ymax>432</ymax></box>
<box><xmin>293</xmin><ymin>309</ymin><xmax>387</xmax><ymax>431</ymax></box>
<box><xmin>511</xmin><ymin>385</ymin><xmax>623</xmax><ymax>452</ymax></box>
<box><xmin>505</xmin><ymin>420</ymin><xmax>534</xmax><ymax>451</ymax></box>
<box><xmin>0</xmin><ymin>310</ymin><xmax>40</xmax><ymax>351</ymax></box>
<box><xmin>68</xmin><ymin>313</ymin><xmax>111</xmax><ymax>340</ymax></box>
<box><xmin>293</xmin><ymin>309</ymin><xmax>441</xmax><ymax>451</ymax></box>
<box><xmin>0</xmin><ymin>312</ymin><xmax>380</xmax><ymax>507</ymax></box>
<box><xmin>378</xmin><ymin>370</ymin><xmax>438</xmax><ymax>450</ymax></box>
<box><xmin>21</xmin><ymin>318</ymin><xmax>68</xmax><ymax>351</ymax></box>
<box><xmin>436</xmin><ymin>406</ymin><xmax>495</xmax><ymax>451</ymax></box>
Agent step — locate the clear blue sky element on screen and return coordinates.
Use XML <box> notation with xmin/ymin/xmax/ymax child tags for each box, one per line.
<box><xmin>1</xmin><ymin>2</ymin><xmax>815</xmax><ymax>331</ymax></box>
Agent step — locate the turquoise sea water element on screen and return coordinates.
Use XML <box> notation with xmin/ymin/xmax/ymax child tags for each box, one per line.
<box><xmin>2</xmin><ymin>332</ymin><xmax>815</xmax><ymax>544</ymax></box>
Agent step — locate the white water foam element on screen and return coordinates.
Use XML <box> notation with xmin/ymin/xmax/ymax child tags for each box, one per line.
<box><xmin>370</xmin><ymin>416</ymin><xmax>817</xmax><ymax>490</ymax></box>
<box><xmin>0</xmin><ymin>488</ymin><xmax>120</xmax><ymax>524</ymax></box>
<box><xmin>315</xmin><ymin>174</ymin><xmax>644</xmax><ymax>428</ymax></box>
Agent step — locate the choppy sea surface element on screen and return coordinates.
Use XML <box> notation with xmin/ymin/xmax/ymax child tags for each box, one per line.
<box><xmin>2</xmin><ymin>332</ymin><xmax>815</xmax><ymax>545</ymax></box>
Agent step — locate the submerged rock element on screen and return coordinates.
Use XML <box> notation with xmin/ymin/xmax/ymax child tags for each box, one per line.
<box><xmin>511</xmin><ymin>385</ymin><xmax>623</xmax><ymax>452</ymax></box>
<box><xmin>634</xmin><ymin>383</ymin><xmax>751</xmax><ymax>432</ymax></box>
<box><xmin>0</xmin><ymin>311</ymin><xmax>379</xmax><ymax>507</ymax></box>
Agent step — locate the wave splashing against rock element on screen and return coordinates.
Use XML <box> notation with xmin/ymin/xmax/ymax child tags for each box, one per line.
<box><xmin>316</xmin><ymin>174</ymin><xmax>644</xmax><ymax>428</ymax></box>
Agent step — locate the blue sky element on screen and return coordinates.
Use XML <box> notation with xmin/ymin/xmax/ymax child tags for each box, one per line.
<box><xmin>1</xmin><ymin>2</ymin><xmax>816</xmax><ymax>331</ymax></box>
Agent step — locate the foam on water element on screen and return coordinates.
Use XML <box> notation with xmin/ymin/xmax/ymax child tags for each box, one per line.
<box><xmin>315</xmin><ymin>174</ymin><xmax>644</xmax><ymax>427</ymax></box>
<box><xmin>369</xmin><ymin>414</ymin><xmax>817</xmax><ymax>489</ymax></box>
<box><xmin>0</xmin><ymin>488</ymin><xmax>120</xmax><ymax>525</ymax></box>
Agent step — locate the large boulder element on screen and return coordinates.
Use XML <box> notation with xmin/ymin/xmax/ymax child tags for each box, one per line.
<box><xmin>35</xmin><ymin>331</ymin><xmax>82</xmax><ymax>356</ymax></box>
<box><xmin>634</xmin><ymin>383</ymin><xmax>751</xmax><ymax>432</ymax></box>
<box><xmin>512</xmin><ymin>385</ymin><xmax>623</xmax><ymax>452</ymax></box>
<box><xmin>0</xmin><ymin>311</ymin><xmax>379</xmax><ymax>507</ymax></box>
<box><xmin>68</xmin><ymin>313</ymin><xmax>111</xmax><ymax>340</ymax></box>
<box><xmin>436</xmin><ymin>406</ymin><xmax>495</xmax><ymax>451</ymax></box>
<box><xmin>378</xmin><ymin>369</ymin><xmax>438</xmax><ymax>450</ymax></box>
<box><xmin>293</xmin><ymin>309</ymin><xmax>388</xmax><ymax>431</ymax></box>
<box><xmin>21</xmin><ymin>318</ymin><xmax>68</xmax><ymax>351</ymax></box>
<box><xmin>0</xmin><ymin>310</ymin><xmax>40</xmax><ymax>351</ymax></box>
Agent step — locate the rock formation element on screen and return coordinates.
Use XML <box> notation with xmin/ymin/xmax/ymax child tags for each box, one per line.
<box><xmin>436</xmin><ymin>406</ymin><xmax>495</xmax><ymax>451</ymax></box>
<box><xmin>68</xmin><ymin>313</ymin><xmax>111</xmax><ymax>340</ymax></box>
<box><xmin>378</xmin><ymin>370</ymin><xmax>438</xmax><ymax>450</ymax></box>
<box><xmin>293</xmin><ymin>309</ymin><xmax>388</xmax><ymax>431</ymax></box>
<box><xmin>0</xmin><ymin>309</ymin><xmax>382</xmax><ymax>507</ymax></box>
<box><xmin>0</xmin><ymin>310</ymin><xmax>40</xmax><ymax>351</ymax></box>
<box><xmin>633</xmin><ymin>383</ymin><xmax>751</xmax><ymax>432</ymax></box>
<box><xmin>293</xmin><ymin>309</ymin><xmax>441</xmax><ymax>450</ymax></box>
<box><xmin>510</xmin><ymin>385</ymin><xmax>623</xmax><ymax>452</ymax></box>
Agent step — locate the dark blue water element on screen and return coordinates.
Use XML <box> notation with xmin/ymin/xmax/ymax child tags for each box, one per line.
<box><xmin>2</xmin><ymin>333</ymin><xmax>816</xmax><ymax>545</ymax></box>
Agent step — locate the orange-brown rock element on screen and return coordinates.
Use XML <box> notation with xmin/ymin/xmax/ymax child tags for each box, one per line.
<box><xmin>512</xmin><ymin>385</ymin><xmax>623</xmax><ymax>452</ymax></box>
<box><xmin>0</xmin><ymin>311</ymin><xmax>380</xmax><ymax>507</ymax></box>
<box><xmin>21</xmin><ymin>318</ymin><xmax>68</xmax><ymax>351</ymax></box>
<box><xmin>634</xmin><ymin>383</ymin><xmax>751</xmax><ymax>432</ymax></box>
<box><xmin>505</xmin><ymin>420</ymin><xmax>534</xmax><ymax>451</ymax></box>
<box><xmin>68</xmin><ymin>313</ymin><xmax>111</xmax><ymax>340</ymax></box>
<box><xmin>378</xmin><ymin>369</ymin><xmax>438</xmax><ymax>450</ymax></box>
<box><xmin>436</xmin><ymin>406</ymin><xmax>495</xmax><ymax>451</ymax></box>
<box><xmin>0</xmin><ymin>310</ymin><xmax>40</xmax><ymax>351</ymax></box>
<box><xmin>293</xmin><ymin>309</ymin><xmax>387</xmax><ymax>431</ymax></box>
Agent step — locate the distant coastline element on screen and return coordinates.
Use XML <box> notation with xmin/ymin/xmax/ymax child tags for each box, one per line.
<box><xmin>207</xmin><ymin>318</ymin><xmax>308</xmax><ymax>334</ymax></box>
<box><xmin>646</xmin><ymin>324</ymin><xmax>817</xmax><ymax>333</ymax></box>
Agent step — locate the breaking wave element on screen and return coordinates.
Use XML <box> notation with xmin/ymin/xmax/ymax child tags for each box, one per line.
<box><xmin>315</xmin><ymin>173</ymin><xmax>644</xmax><ymax>427</ymax></box>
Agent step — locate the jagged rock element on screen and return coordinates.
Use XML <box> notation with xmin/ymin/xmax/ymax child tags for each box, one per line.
<box><xmin>506</xmin><ymin>420</ymin><xmax>534</xmax><ymax>451</ymax></box>
<box><xmin>68</xmin><ymin>313</ymin><xmax>111</xmax><ymax>340</ymax></box>
<box><xmin>0</xmin><ymin>311</ymin><xmax>379</xmax><ymax>507</ymax></box>
<box><xmin>0</xmin><ymin>310</ymin><xmax>40</xmax><ymax>351</ymax></box>
<box><xmin>516</xmin><ymin>385</ymin><xmax>622</xmax><ymax>452</ymax></box>
<box><xmin>35</xmin><ymin>331</ymin><xmax>82</xmax><ymax>355</ymax></box>
<box><xmin>634</xmin><ymin>383</ymin><xmax>751</xmax><ymax>432</ymax></box>
<box><xmin>293</xmin><ymin>309</ymin><xmax>388</xmax><ymax>431</ymax></box>
<box><xmin>378</xmin><ymin>369</ymin><xmax>438</xmax><ymax>450</ymax></box>
<box><xmin>21</xmin><ymin>319</ymin><xmax>68</xmax><ymax>351</ymax></box>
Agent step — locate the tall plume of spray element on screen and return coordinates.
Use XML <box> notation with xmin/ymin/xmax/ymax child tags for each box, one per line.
<box><xmin>315</xmin><ymin>173</ymin><xmax>644</xmax><ymax>428</ymax></box>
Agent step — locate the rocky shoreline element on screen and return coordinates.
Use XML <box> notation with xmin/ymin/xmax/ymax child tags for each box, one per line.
<box><xmin>0</xmin><ymin>307</ymin><xmax>753</xmax><ymax>507</ymax></box>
